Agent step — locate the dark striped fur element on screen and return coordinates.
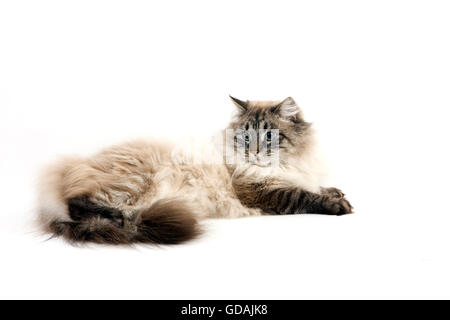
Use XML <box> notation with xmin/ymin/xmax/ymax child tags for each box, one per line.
<box><xmin>233</xmin><ymin>182</ymin><xmax>353</xmax><ymax>215</ymax></box>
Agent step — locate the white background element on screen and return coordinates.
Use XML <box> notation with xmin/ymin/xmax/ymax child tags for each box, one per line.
<box><xmin>1</xmin><ymin>0</ymin><xmax>449</xmax><ymax>299</ymax></box>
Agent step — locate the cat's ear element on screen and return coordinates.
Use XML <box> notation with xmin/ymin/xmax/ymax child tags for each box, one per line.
<box><xmin>271</xmin><ymin>97</ymin><xmax>300</xmax><ymax>121</ymax></box>
<box><xmin>229</xmin><ymin>95</ymin><xmax>248</xmax><ymax>112</ymax></box>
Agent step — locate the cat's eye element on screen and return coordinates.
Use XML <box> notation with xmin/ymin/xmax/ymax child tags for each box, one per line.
<box><xmin>244</xmin><ymin>134</ymin><xmax>250</xmax><ymax>142</ymax></box>
<box><xmin>266</xmin><ymin>132</ymin><xmax>272</xmax><ymax>141</ymax></box>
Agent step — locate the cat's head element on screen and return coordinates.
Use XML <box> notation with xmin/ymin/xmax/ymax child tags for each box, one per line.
<box><xmin>226</xmin><ymin>96</ymin><xmax>312</xmax><ymax>167</ymax></box>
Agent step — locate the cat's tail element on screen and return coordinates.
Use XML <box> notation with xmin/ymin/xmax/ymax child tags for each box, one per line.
<box><xmin>45</xmin><ymin>197</ymin><xmax>201</xmax><ymax>245</ymax></box>
<box><xmin>36</xmin><ymin>159</ymin><xmax>201</xmax><ymax>245</ymax></box>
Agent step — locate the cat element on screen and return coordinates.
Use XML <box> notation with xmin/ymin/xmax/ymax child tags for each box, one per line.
<box><xmin>36</xmin><ymin>96</ymin><xmax>353</xmax><ymax>245</ymax></box>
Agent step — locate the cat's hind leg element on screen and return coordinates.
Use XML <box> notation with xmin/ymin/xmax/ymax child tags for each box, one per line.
<box><xmin>37</xmin><ymin>152</ymin><xmax>201</xmax><ymax>245</ymax></box>
<box><xmin>67</xmin><ymin>195</ymin><xmax>126</xmax><ymax>227</ymax></box>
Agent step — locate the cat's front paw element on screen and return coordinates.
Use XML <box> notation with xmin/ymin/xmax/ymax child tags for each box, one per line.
<box><xmin>324</xmin><ymin>197</ymin><xmax>353</xmax><ymax>215</ymax></box>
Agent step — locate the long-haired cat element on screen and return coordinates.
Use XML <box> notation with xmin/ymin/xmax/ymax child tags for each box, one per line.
<box><xmin>37</xmin><ymin>96</ymin><xmax>353</xmax><ymax>245</ymax></box>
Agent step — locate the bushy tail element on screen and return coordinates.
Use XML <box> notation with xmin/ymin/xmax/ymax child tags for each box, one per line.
<box><xmin>44</xmin><ymin>197</ymin><xmax>202</xmax><ymax>245</ymax></box>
